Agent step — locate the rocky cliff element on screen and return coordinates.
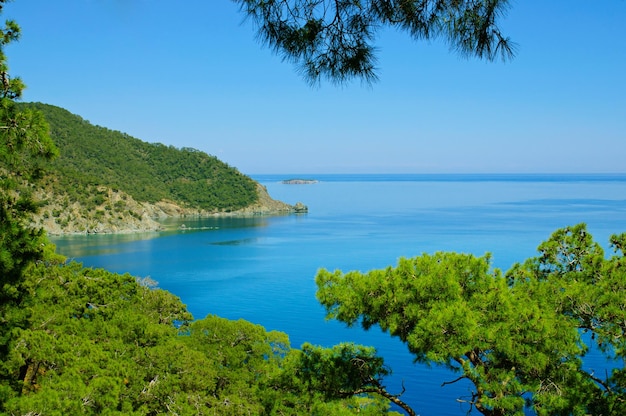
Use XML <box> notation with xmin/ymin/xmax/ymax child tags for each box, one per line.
<box><xmin>32</xmin><ymin>183</ymin><xmax>306</xmax><ymax>235</ymax></box>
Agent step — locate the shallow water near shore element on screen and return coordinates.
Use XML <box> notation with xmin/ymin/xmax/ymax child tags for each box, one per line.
<box><xmin>52</xmin><ymin>173</ymin><xmax>626</xmax><ymax>415</ymax></box>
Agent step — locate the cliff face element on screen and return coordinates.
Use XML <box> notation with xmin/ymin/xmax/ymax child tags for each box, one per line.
<box><xmin>235</xmin><ymin>183</ymin><xmax>303</xmax><ymax>215</ymax></box>
<box><xmin>32</xmin><ymin>183</ymin><xmax>305</xmax><ymax>235</ymax></box>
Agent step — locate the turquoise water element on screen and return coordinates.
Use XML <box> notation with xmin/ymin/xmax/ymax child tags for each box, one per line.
<box><xmin>52</xmin><ymin>174</ymin><xmax>626</xmax><ymax>415</ymax></box>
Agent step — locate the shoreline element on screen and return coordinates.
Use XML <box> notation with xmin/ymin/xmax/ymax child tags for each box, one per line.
<box><xmin>44</xmin><ymin>208</ymin><xmax>306</xmax><ymax>236</ymax></box>
<box><xmin>43</xmin><ymin>183</ymin><xmax>307</xmax><ymax>236</ymax></box>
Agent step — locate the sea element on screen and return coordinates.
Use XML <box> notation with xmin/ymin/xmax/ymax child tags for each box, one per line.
<box><xmin>51</xmin><ymin>173</ymin><xmax>626</xmax><ymax>415</ymax></box>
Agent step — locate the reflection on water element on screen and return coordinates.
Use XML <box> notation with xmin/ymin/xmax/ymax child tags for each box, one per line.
<box><xmin>52</xmin><ymin>216</ymin><xmax>276</xmax><ymax>258</ymax></box>
<box><xmin>159</xmin><ymin>216</ymin><xmax>274</xmax><ymax>231</ymax></box>
<box><xmin>210</xmin><ymin>238</ymin><xmax>259</xmax><ymax>246</ymax></box>
<box><xmin>51</xmin><ymin>231</ymin><xmax>162</xmax><ymax>258</ymax></box>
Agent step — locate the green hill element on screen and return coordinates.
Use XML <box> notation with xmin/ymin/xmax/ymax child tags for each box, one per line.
<box><xmin>23</xmin><ymin>102</ymin><xmax>257</xmax><ymax>209</ymax></box>
<box><xmin>18</xmin><ymin>103</ymin><xmax>297</xmax><ymax>234</ymax></box>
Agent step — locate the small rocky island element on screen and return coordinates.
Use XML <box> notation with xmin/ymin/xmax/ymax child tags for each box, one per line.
<box><xmin>281</xmin><ymin>178</ymin><xmax>319</xmax><ymax>184</ymax></box>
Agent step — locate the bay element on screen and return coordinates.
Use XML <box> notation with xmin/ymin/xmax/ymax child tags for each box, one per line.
<box><xmin>52</xmin><ymin>173</ymin><xmax>626</xmax><ymax>415</ymax></box>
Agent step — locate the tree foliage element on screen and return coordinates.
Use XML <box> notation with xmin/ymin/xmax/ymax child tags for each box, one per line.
<box><xmin>0</xmin><ymin>0</ymin><xmax>58</xmax><ymax>375</ymax></box>
<box><xmin>235</xmin><ymin>0</ymin><xmax>516</xmax><ymax>84</ymax></box>
<box><xmin>0</xmin><ymin>259</ymin><xmax>405</xmax><ymax>415</ymax></box>
<box><xmin>316</xmin><ymin>224</ymin><xmax>626</xmax><ymax>415</ymax></box>
<box><xmin>286</xmin><ymin>342</ymin><xmax>414</xmax><ymax>415</ymax></box>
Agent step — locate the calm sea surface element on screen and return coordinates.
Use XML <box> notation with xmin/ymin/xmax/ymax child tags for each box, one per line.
<box><xmin>52</xmin><ymin>174</ymin><xmax>626</xmax><ymax>415</ymax></box>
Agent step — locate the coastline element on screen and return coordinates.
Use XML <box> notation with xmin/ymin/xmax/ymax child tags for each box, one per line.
<box><xmin>37</xmin><ymin>183</ymin><xmax>307</xmax><ymax>236</ymax></box>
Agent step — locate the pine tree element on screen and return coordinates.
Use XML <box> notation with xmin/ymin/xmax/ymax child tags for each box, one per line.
<box><xmin>0</xmin><ymin>0</ymin><xmax>58</xmax><ymax>401</ymax></box>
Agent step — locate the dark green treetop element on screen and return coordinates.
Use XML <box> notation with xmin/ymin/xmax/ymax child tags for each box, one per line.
<box><xmin>234</xmin><ymin>0</ymin><xmax>516</xmax><ymax>84</ymax></box>
<box><xmin>0</xmin><ymin>0</ymin><xmax>57</xmax><ymax>328</ymax></box>
<box><xmin>0</xmin><ymin>0</ymin><xmax>59</xmax><ymax>402</ymax></box>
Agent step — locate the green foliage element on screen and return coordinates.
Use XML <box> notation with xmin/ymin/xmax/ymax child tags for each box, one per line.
<box><xmin>0</xmin><ymin>0</ymin><xmax>58</xmax><ymax>383</ymax></box>
<box><xmin>0</xmin><ymin>260</ymin><xmax>401</xmax><ymax>415</ymax></box>
<box><xmin>18</xmin><ymin>102</ymin><xmax>258</xmax><ymax>212</ymax></box>
<box><xmin>281</xmin><ymin>342</ymin><xmax>405</xmax><ymax>415</ymax></box>
<box><xmin>0</xmin><ymin>2</ymin><xmax>57</xmax><ymax>300</ymax></box>
<box><xmin>507</xmin><ymin>224</ymin><xmax>626</xmax><ymax>415</ymax></box>
<box><xmin>294</xmin><ymin>342</ymin><xmax>388</xmax><ymax>398</ymax></box>
<box><xmin>316</xmin><ymin>224</ymin><xmax>626</xmax><ymax>415</ymax></box>
<box><xmin>235</xmin><ymin>0</ymin><xmax>516</xmax><ymax>84</ymax></box>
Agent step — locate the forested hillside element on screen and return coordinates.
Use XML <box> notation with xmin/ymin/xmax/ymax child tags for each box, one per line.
<box><xmin>12</xmin><ymin>103</ymin><xmax>295</xmax><ymax>234</ymax></box>
<box><xmin>21</xmin><ymin>102</ymin><xmax>258</xmax><ymax>212</ymax></box>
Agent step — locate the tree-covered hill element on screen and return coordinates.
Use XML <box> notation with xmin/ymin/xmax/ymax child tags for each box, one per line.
<box><xmin>13</xmin><ymin>103</ymin><xmax>301</xmax><ymax>234</ymax></box>
<box><xmin>20</xmin><ymin>102</ymin><xmax>258</xmax><ymax>212</ymax></box>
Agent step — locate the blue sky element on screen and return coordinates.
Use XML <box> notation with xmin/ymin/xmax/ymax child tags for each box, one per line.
<box><xmin>4</xmin><ymin>1</ymin><xmax>625</xmax><ymax>174</ymax></box>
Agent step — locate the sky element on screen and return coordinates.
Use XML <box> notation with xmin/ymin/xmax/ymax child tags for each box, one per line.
<box><xmin>3</xmin><ymin>0</ymin><xmax>625</xmax><ymax>174</ymax></box>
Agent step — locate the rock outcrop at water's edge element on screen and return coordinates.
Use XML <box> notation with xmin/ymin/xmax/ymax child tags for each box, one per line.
<box><xmin>32</xmin><ymin>183</ymin><xmax>307</xmax><ymax>236</ymax></box>
<box><xmin>281</xmin><ymin>178</ymin><xmax>319</xmax><ymax>184</ymax></box>
<box><xmin>216</xmin><ymin>183</ymin><xmax>307</xmax><ymax>216</ymax></box>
